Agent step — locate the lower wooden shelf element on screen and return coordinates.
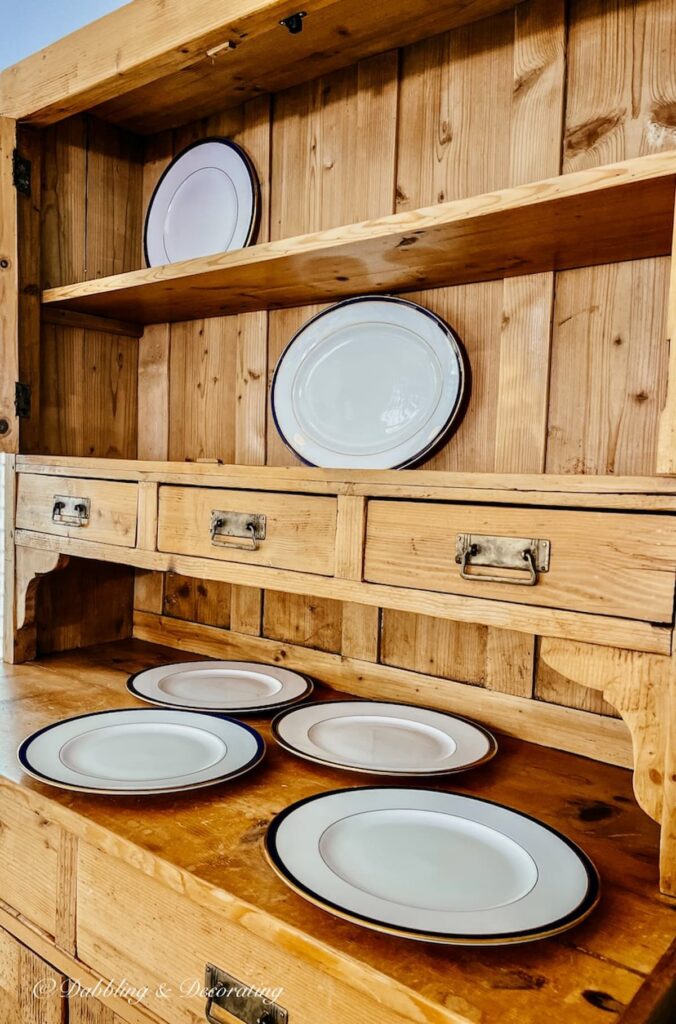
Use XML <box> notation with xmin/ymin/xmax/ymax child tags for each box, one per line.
<box><xmin>0</xmin><ymin>639</ymin><xmax>673</xmax><ymax>1024</ymax></box>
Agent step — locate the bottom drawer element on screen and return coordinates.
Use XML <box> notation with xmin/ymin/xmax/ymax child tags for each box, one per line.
<box><xmin>76</xmin><ymin>844</ymin><xmax>427</xmax><ymax>1024</ymax></box>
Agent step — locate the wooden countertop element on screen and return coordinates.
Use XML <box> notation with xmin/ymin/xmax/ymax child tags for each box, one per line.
<box><xmin>0</xmin><ymin>639</ymin><xmax>673</xmax><ymax>1024</ymax></box>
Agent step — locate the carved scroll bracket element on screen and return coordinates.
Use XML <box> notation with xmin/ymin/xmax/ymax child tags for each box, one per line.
<box><xmin>12</xmin><ymin>546</ymin><xmax>69</xmax><ymax>663</ymax></box>
<box><xmin>540</xmin><ymin>638</ymin><xmax>675</xmax><ymax>898</ymax></box>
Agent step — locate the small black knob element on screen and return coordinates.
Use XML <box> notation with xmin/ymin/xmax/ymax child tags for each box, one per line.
<box><xmin>0</xmin><ymin>258</ymin><xmax>9</xmax><ymax>270</ymax></box>
<box><xmin>280</xmin><ymin>11</ymin><xmax>306</xmax><ymax>33</ymax></box>
<box><xmin>0</xmin><ymin>419</ymin><xmax>9</xmax><ymax>435</ymax></box>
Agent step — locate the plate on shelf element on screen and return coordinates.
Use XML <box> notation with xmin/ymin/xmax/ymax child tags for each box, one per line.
<box><xmin>265</xmin><ymin>787</ymin><xmax>600</xmax><ymax>945</ymax></box>
<box><xmin>270</xmin><ymin>295</ymin><xmax>470</xmax><ymax>469</ymax></box>
<box><xmin>127</xmin><ymin>661</ymin><xmax>314</xmax><ymax>714</ymax></box>
<box><xmin>272</xmin><ymin>700</ymin><xmax>496</xmax><ymax>775</ymax></box>
<box><xmin>18</xmin><ymin>708</ymin><xmax>265</xmax><ymax>794</ymax></box>
<box><xmin>144</xmin><ymin>137</ymin><xmax>260</xmax><ymax>266</ymax></box>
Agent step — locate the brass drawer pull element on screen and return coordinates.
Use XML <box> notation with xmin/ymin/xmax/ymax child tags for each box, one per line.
<box><xmin>210</xmin><ymin>510</ymin><xmax>266</xmax><ymax>551</ymax></box>
<box><xmin>205</xmin><ymin>963</ymin><xmax>287</xmax><ymax>1024</ymax></box>
<box><xmin>52</xmin><ymin>495</ymin><xmax>90</xmax><ymax>527</ymax></box>
<box><xmin>456</xmin><ymin>533</ymin><xmax>550</xmax><ymax>587</ymax></box>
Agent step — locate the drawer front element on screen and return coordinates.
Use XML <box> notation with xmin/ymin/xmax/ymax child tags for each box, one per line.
<box><xmin>0</xmin><ymin>788</ymin><xmax>59</xmax><ymax>935</ymax></box>
<box><xmin>364</xmin><ymin>501</ymin><xmax>676</xmax><ymax>622</ymax></box>
<box><xmin>77</xmin><ymin>844</ymin><xmax>423</xmax><ymax>1024</ymax></box>
<box><xmin>16</xmin><ymin>475</ymin><xmax>138</xmax><ymax>548</ymax></box>
<box><xmin>157</xmin><ymin>486</ymin><xmax>337</xmax><ymax>575</ymax></box>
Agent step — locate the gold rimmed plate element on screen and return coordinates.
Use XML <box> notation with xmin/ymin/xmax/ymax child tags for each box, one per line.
<box><xmin>271</xmin><ymin>700</ymin><xmax>497</xmax><ymax>775</ymax></box>
<box><xmin>265</xmin><ymin>787</ymin><xmax>600</xmax><ymax>945</ymax></box>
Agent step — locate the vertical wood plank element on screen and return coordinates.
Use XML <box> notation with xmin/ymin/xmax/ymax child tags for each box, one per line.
<box><xmin>137</xmin><ymin>481</ymin><xmax>159</xmax><ymax>551</ymax></box>
<box><xmin>85</xmin><ymin>118</ymin><xmax>143</xmax><ymax>281</ymax></box>
<box><xmin>263</xmin><ymin>593</ymin><xmax>343</xmax><ymax>654</ymax></box>
<box><xmin>341</xmin><ymin>603</ymin><xmax>380</xmax><ymax>662</ymax></box>
<box><xmin>41</xmin><ymin>117</ymin><xmax>87</xmax><ymax>289</ymax></box>
<box><xmin>380</xmin><ymin>611</ymin><xmax>487</xmax><ymax>685</ymax></box>
<box><xmin>485</xmin><ymin>629</ymin><xmax>535</xmax><ymax>697</ymax></box>
<box><xmin>0</xmin><ymin>118</ymin><xmax>19</xmax><ymax>453</ymax></box>
<box><xmin>2</xmin><ymin>456</ymin><xmax>17</xmax><ymax>664</ymax></box>
<box><xmin>495</xmin><ymin>274</ymin><xmax>554</xmax><ymax>472</ymax></box>
<box><xmin>656</xmin><ymin>194</ymin><xmax>676</xmax><ymax>472</ymax></box>
<box><xmin>133</xmin><ymin>571</ymin><xmax>165</xmax><ymax>615</ymax></box>
<box><xmin>334</xmin><ymin>495</ymin><xmax>367</xmax><ymax>580</ymax></box>
<box><xmin>55</xmin><ymin>830</ymin><xmax>78</xmax><ymax>955</ymax></box>
<box><xmin>16</xmin><ymin>125</ymin><xmax>42</xmax><ymax>454</ymax></box>
<box><xmin>546</xmin><ymin>259</ymin><xmax>670</xmax><ymax>474</ymax></box>
<box><xmin>163</xmin><ymin>574</ymin><xmax>231</xmax><ymax>629</ymax></box>
<box><xmin>137</xmin><ymin>324</ymin><xmax>170</xmax><ymax>461</ymax></box>
<box><xmin>230</xmin><ymin>586</ymin><xmax>263</xmax><ymax>636</ymax></box>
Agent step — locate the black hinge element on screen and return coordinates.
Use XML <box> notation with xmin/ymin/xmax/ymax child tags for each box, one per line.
<box><xmin>15</xmin><ymin>382</ymin><xmax>31</xmax><ymax>418</ymax></box>
<box><xmin>12</xmin><ymin>149</ymin><xmax>31</xmax><ymax>196</ymax></box>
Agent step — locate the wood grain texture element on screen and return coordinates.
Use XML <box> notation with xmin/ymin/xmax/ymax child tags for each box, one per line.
<box><xmin>15</xmin><ymin>475</ymin><xmax>138</xmax><ymax>548</ymax></box>
<box><xmin>163</xmin><ymin>573</ymin><xmax>231</xmax><ymax>629</ymax></box>
<box><xmin>0</xmin><ymin>787</ymin><xmax>61</xmax><ymax>936</ymax></box>
<box><xmin>4</xmin><ymin>640</ymin><xmax>672</xmax><ymax>1024</ymax></box>
<box><xmin>0</xmin><ymin>926</ymin><xmax>65</xmax><ymax>1024</ymax></box>
<box><xmin>0</xmin><ymin>118</ymin><xmax>19</xmax><ymax>453</ymax></box>
<box><xmin>657</xmin><ymin>190</ymin><xmax>676</xmax><ymax>472</ymax></box>
<box><xmin>364</xmin><ymin>499</ymin><xmax>676</xmax><ymax>622</ymax></box>
<box><xmin>36</xmin><ymin>559</ymin><xmax>134</xmax><ymax>657</ymax></box>
<box><xmin>263</xmin><ymin>592</ymin><xmax>343</xmax><ymax>654</ymax></box>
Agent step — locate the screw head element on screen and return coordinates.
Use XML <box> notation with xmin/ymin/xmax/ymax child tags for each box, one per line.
<box><xmin>0</xmin><ymin>258</ymin><xmax>9</xmax><ymax>270</ymax></box>
<box><xmin>0</xmin><ymin>419</ymin><xmax>10</xmax><ymax>435</ymax></box>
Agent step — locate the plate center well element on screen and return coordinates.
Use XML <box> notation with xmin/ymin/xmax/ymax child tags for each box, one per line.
<box><xmin>306</xmin><ymin>715</ymin><xmax>456</xmax><ymax>767</ymax></box>
<box><xmin>157</xmin><ymin>668</ymin><xmax>283</xmax><ymax>703</ymax></box>
<box><xmin>164</xmin><ymin>166</ymin><xmax>237</xmax><ymax>262</ymax></box>
<box><xmin>319</xmin><ymin>808</ymin><xmax>538</xmax><ymax>912</ymax></box>
<box><xmin>59</xmin><ymin>722</ymin><xmax>228</xmax><ymax>782</ymax></box>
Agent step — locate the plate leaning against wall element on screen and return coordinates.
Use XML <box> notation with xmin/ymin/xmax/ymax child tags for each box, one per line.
<box><xmin>144</xmin><ymin>137</ymin><xmax>260</xmax><ymax>266</ymax></box>
<box><xmin>18</xmin><ymin>708</ymin><xmax>265</xmax><ymax>795</ymax></box>
<box><xmin>128</xmin><ymin>660</ymin><xmax>314</xmax><ymax>714</ymax></box>
<box><xmin>272</xmin><ymin>700</ymin><xmax>497</xmax><ymax>775</ymax></box>
<box><xmin>271</xmin><ymin>295</ymin><xmax>470</xmax><ymax>469</ymax></box>
<box><xmin>265</xmin><ymin>788</ymin><xmax>600</xmax><ymax>945</ymax></box>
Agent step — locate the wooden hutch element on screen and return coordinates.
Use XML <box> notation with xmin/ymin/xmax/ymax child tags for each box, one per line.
<box><xmin>0</xmin><ymin>1</ymin><xmax>675</xmax><ymax>1021</ymax></box>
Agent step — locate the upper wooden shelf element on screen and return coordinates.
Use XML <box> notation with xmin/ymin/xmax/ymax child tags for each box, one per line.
<box><xmin>41</xmin><ymin>152</ymin><xmax>676</xmax><ymax>326</ymax></box>
<box><xmin>0</xmin><ymin>0</ymin><xmax>521</xmax><ymax>131</ymax></box>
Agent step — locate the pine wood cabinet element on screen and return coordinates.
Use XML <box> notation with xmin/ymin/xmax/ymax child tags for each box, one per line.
<box><xmin>1</xmin><ymin>0</ymin><xmax>675</xmax><ymax>1021</ymax></box>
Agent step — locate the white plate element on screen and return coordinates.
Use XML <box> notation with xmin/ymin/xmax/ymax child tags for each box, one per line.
<box><xmin>266</xmin><ymin>788</ymin><xmax>600</xmax><ymax>944</ymax></box>
<box><xmin>18</xmin><ymin>709</ymin><xmax>265</xmax><ymax>794</ymax></box>
<box><xmin>272</xmin><ymin>701</ymin><xmax>496</xmax><ymax>775</ymax></box>
<box><xmin>271</xmin><ymin>296</ymin><xmax>469</xmax><ymax>468</ymax></box>
<box><xmin>144</xmin><ymin>138</ymin><xmax>259</xmax><ymax>266</ymax></box>
<box><xmin>128</xmin><ymin>660</ymin><xmax>314</xmax><ymax>714</ymax></box>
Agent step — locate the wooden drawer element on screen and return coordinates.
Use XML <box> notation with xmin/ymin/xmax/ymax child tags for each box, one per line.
<box><xmin>0</xmin><ymin>787</ymin><xmax>59</xmax><ymax>936</ymax></box>
<box><xmin>77</xmin><ymin>844</ymin><xmax>421</xmax><ymax>1024</ymax></box>
<box><xmin>157</xmin><ymin>485</ymin><xmax>337</xmax><ymax>575</ymax></box>
<box><xmin>16</xmin><ymin>475</ymin><xmax>138</xmax><ymax>548</ymax></box>
<box><xmin>364</xmin><ymin>501</ymin><xmax>676</xmax><ymax>622</ymax></box>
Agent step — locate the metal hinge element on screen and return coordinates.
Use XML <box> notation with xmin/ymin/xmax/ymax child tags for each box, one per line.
<box><xmin>12</xmin><ymin>149</ymin><xmax>31</xmax><ymax>196</ymax></box>
<box><xmin>14</xmin><ymin>382</ymin><xmax>31</xmax><ymax>418</ymax></box>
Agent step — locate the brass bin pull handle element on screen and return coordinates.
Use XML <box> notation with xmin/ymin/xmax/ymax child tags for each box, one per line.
<box><xmin>52</xmin><ymin>495</ymin><xmax>90</xmax><ymax>527</ymax></box>
<box><xmin>210</xmin><ymin>519</ymin><xmax>259</xmax><ymax>551</ymax></box>
<box><xmin>460</xmin><ymin>545</ymin><xmax>538</xmax><ymax>586</ymax></box>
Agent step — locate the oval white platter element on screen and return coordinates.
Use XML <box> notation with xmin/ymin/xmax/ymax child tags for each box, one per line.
<box><xmin>265</xmin><ymin>788</ymin><xmax>600</xmax><ymax>944</ymax></box>
<box><xmin>272</xmin><ymin>700</ymin><xmax>496</xmax><ymax>775</ymax></box>
<box><xmin>144</xmin><ymin>138</ymin><xmax>259</xmax><ymax>266</ymax></box>
<box><xmin>127</xmin><ymin>660</ymin><xmax>314</xmax><ymax>714</ymax></box>
<box><xmin>18</xmin><ymin>708</ymin><xmax>265</xmax><ymax>795</ymax></box>
<box><xmin>270</xmin><ymin>295</ymin><xmax>470</xmax><ymax>469</ymax></box>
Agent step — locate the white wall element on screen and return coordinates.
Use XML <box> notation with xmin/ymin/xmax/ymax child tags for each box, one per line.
<box><xmin>0</xmin><ymin>0</ymin><xmax>129</xmax><ymax>71</ymax></box>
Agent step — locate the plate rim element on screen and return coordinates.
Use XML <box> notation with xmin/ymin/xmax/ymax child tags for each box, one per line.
<box><xmin>271</xmin><ymin>699</ymin><xmax>498</xmax><ymax>775</ymax></box>
<box><xmin>126</xmin><ymin>660</ymin><xmax>316</xmax><ymax>714</ymax></box>
<box><xmin>264</xmin><ymin>786</ymin><xmax>601</xmax><ymax>944</ymax></box>
<box><xmin>270</xmin><ymin>294</ymin><xmax>472</xmax><ymax>469</ymax></box>
<box><xmin>143</xmin><ymin>136</ymin><xmax>261</xmax><ymax>267</ymax></box>
<box><xmin>17</xmin><ymin>706</ymin><xmax>266</xmax><ymax>795</ymax></box>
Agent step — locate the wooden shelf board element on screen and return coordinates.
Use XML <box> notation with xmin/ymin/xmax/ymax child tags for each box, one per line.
<box><xmin>40</xmin><ymin>153</ymin><xmax>676</xmax><ymax>325</ymax></box>
<box><xmin>0</xmin><ymin>0</ymin><xmax>522</xmax><ymax>129</ymax></box>
<box><xmin>0</xmin><ymin>640</ymin><xmax>672</xmax><ymax>1024</ymax></box>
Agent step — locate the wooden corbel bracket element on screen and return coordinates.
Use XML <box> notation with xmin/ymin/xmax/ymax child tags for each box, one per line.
<box><xmin>540</xmin><ymin>638</ymin><xmax>675</xmax><ymax>898</ymax></box>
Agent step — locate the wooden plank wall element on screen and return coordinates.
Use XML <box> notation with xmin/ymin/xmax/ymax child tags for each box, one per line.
<box><xmin>41</xmin><ymin>0</ymin><xmax>676</xmax><ymax>720</ymax></box>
